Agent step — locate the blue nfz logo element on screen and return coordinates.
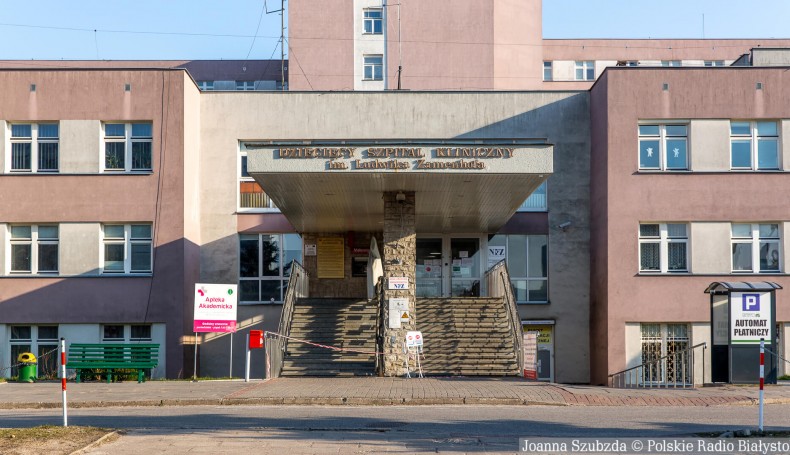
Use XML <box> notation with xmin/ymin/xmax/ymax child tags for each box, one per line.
<box><xmin>742</xmin><ymin>294</ymin><xmax>761</xmax><ymax>312</ymax></box>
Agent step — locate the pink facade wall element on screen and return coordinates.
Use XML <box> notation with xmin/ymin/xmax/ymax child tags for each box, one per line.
<box><xmin>0</xmin><ymin>70</ymin><xmax>192</xmax><ymax>378</ymax></box>
<box><xmin>288</xmin><ymin>0</ymin><xmax>354</xmax><ymax>90</ymax></box>
<box><xmin>590</xmin><ymin>68</ymin><xmax>790</xmax><ymax>384</ymax></box>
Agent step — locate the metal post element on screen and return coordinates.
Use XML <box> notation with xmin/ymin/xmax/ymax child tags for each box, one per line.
<box><xmin>229</xmin><ymin>332</ymin><xmax>233</xmax><ymax>378</ymax></box>
<box><xmin>759</xmin><ymin>338</ymin><xmax>765</xmax><ymax>432</ymax></box>
<box><xmin>265</xmin><ymin>332</ymin><xmax>271</xmax><ymax>379</ymax></box>
<box><xmin>60</xmin><ymin>337</ymin><xmax>67</xmax><ymax>427</ymax></box>
<box><xmin>245</xmin><ymin>332</ymin><xmax>251</xmax><ymax>382</ymax></box>
<box><xmin>192</xmin><ymin>332</ymin><xmax>198</xmax><ymax>381</ymax></box>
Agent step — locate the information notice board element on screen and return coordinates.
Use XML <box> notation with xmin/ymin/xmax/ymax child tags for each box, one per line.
<box><xmin>317</xmin><ymin>237</ymin><xmax>345</xmax><ymax>278</ymax></box>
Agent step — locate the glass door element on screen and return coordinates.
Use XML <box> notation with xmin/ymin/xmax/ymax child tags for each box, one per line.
<box><xmin>450</xmin><ymin>238</ymin><xmax>481</xmax><ymax>297</ymax></box>
<box><xmin>416</xmin><ymin>238</ymin><xmax>443</xmax><ymax>297</ymax></box>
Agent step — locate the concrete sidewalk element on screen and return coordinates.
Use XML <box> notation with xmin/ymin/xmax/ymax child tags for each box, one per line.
<box><xmin>0</xmin><ymin>377</ymin><xmax>788</xmax><ymax>409</ymax></box>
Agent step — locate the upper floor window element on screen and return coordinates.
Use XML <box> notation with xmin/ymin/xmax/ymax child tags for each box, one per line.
<box><xmin>363</xmin><ymin>8</ymin><xmax>383</xmax><ymax>34</ymax></box>
<box><xmin>103</xmin><ymin>123</ymin><xmax>153</xmax><ymax>172</ymax></box>
<box><xmin>9</xmin><ymin>123</ymin><xmax>59</xmax><ymax>172</ymax></box>
<box><xmin>363</xmin><ymin>55</ymin><xmax>383</xmax><ymax>81</ymax></box>
<box><xmin>9</xmin><ymin>225</ymin><xmax>58</xmax><ymax>274</ymax></box>
<box><xmin>626</xmin><ymin>61</ymin><xmax>639</xmax><ymax>67</ymax></box>
<box><xmin>732</xmin><ymin>223</ymin><xmax>781</xmax><ymax>273</ymax></box>
<box><xmin>661</xmin><ymin>60</ymin><xmax>682</xmax><ymax>67</ymax></box>
<box><xmin>518</xmin><ymin>181</ymin><xmax>547</xmax><ymax>212</ymax></box>
<box><xmin>197</xmin><ymin>81</ymin><xmax>214</xmax><ymax>91</ymax></box>
<box><xmin>239</xmin><ymin>233</ymin><xmax>303</xmax><ymax>303</ymax></box>
<box><xmin>638</xmin><ymin>124</ymin><xmax>688</xmax><ymax>170</ymax></box>
<box><xmin>704</xmin><ymin>60</ymin><xmax>725</xmax><ymax>67</ymax></box>
<box><xmin>574</xmin><ymin>61</ymin><xmax>594</xmax><ymax>81</ymax></box>
<box><xmin>236</xmin><ymin>81</ymin><xmax>255</xmax><ymax>91</ymax></box>
<box><xmin>543</xmin><ymin>61</ymin><xmax>553</xmax><ymax>81</ymax></box>
<box><xmin>639</xmin><ymin>223</ymin><xmax>688</xmax><ymax>273</ymax></box>
<box><xmin>730</xmin><ymin>121</ymin><xmax>779</xmax><ymax>170</ymax></box>
<box><xmin>488</xmin><ymin>234</ymin><xmax>548</xmax><ymax>303</ymax></box>
<box><xmin>239</xmin><ymin>151</ymin><xmax>277</xmax><ymax>211</ymax></box>
<box><xmin>102</xmin><ymin>224</ymin><xmax>152</xmax><ymax>274</ymax></box>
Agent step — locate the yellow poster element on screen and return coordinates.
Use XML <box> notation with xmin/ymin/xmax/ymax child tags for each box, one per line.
<box><xmin>524</xmin><ymin>325</ymin><xmax>552</xmax><ymax>344</ymax></box>
<box><xmin>317</xmin><ymin>237</ymin><xmax>345</xmax><ymax>278</ymax></box>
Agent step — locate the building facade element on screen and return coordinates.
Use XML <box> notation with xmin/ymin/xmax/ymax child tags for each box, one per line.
<box><xmin>1</xmin><ymin>2</ymin><xmax>789</xmax><ymax>384</ymax></box>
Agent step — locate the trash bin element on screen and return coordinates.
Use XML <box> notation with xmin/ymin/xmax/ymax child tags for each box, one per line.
<box><xmin>17</xmin><ymin>352</ymin><xmax>37</xmax><ymax>383</ymax></box>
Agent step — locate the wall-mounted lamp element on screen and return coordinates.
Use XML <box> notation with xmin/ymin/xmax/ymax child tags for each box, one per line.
<box><xmin>557</xmin><ymin>221</ymin><xmax>572</xmax><ymax>231</ymax></box>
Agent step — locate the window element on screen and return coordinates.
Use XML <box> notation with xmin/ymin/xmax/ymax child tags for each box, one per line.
<box><xmin>236</xmin><ymin>81</ymin><xmax>255</xmax><ymax>91</ymax></box>
<box><xmin>363</xmin><ymin>55</ymin><xmax>383</xmax><ymax>81</ymax></box>
<box><xmin>661</xmin><ymin>60</ymin><xmax>682</xmax><ymax>67</ymax></box>
<box><xmin>543</xmin><ymin>61</ymin><xmax>552</xmax><ymax>81</ymax></box>
<box><xmin>9</xmin><ymin>225</ymin><xmax>58</xmax><ymax>274</ymax></box>
<box><xmin>574</xmin><ymin>61</ymin><xmax>594</xmax><ymax>81</ymax></box>
<box><xmin>102</xmin><ymin>224</ymin><xmax>152</xmax><ymax>274</ymax></box>
<box><xmin>488</xmin><ymin>234</ymin><xmax>548</xmax><ymax>303</ymax></box>
<box><xmin>731</xmin><ymin>223</ymin><xmax>781</xmax><ymax>273</ymax></box>
<box><xmin>730</xmin><ymin>121</ymin><xmax>779</xmax><ymax>170</ymax></box>
<box><xmin>239</xmin><ymin>152</ymin><xmax>277</xmax><ymax>210</ymax></box>
<box><xmin>639</xmin><ymin>223</ymin><xmax>688</xmax><ymax>273</ymax></box>
<box><xmin>704</xmin><ymin>60</ymin><xmax>725</xmax><ymax>67</ymax></box>
<box><xmin>103</xmin><ymin>123</ymin><xmax>153</xmax><ymax>172</ymax></box>
<box><xmin>239</xmin><ymin>233</ymin><xmax>302</xmax><ymax>303</ymax></box>
<box><xmin>626</xmin><ymin>61</ymin><xmax>639</xmax><ymax>67</ymax></box>
<box><xmin>9</xmin><ymin>123</ymin><xmax>59</xmax><ymax>172</ymax></box>
<box><xmin>518</xmin><ymin>181</ymin><xmax>547</xmax><ymax>212</ymax></box>
<box><xmin>9</xmin><ymin>325</ymin><xmax>59</xmax><ymax>379</ymax></box>
<box><xmin>638</xmin><ymin>124</ymin><xmax>688</xmax><ymax>170</ymax></box>
<box><xmin>640</xmin><ymin>323</ymin><xmax>690</xmax><ymax>385</ymax></box>
<box><xmin>102</xmin><ymin>324</ymin><xmax>152</xmax><ymax>341</ymax></box>
<box><xmin>363</xmin><ymin>8</ymin><xmax>383</xmax><ymax>34</ymax></box>
<box><xmin>197</xmin><ymin>81</ymin><xmax>214</xmax><ymax>91</ymax></box>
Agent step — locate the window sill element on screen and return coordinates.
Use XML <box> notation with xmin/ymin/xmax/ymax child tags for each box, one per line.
<box><xmin>361</xmin><ymin>32</ymin><xmax>383</xmax><ymax>36</ymax></box>
<box><xmin>236</xmin><ymin>208</ymin><xmax>282</xmax><ymax>214</ymax></box>
<box><xmin>362</xmin><ymin>79</ymin><xmax>384</xmax><ymax>82</ymax></box>
<box><xmin>637</xmin><ymin>272</ymin><xmax>789</xmax><ymax>277</ymax></box>
<box><xmin>102</xmin><ymin>170</ymin><xmax>154</xmax><ymax>174</ymax></box>
<box><xmin>517</xmin><ymin>301</ymin><xmax>549</xmax><ymax>305</ymax></box>
<box><xmin>240</xmin><ymin>301</ymin><xmax>283</xmax><ymax>305</ymax></box>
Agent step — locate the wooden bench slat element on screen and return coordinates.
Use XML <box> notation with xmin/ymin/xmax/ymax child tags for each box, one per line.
<box><xmin>66</xmin><ymin>343</ymin><xmax>159</xmax><ymax>383</ymax></box>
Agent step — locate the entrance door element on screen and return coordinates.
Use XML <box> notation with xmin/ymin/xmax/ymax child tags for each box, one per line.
<box><xmin>450</xmin><ymin>238</ymin><xmax>481</xmax><ymax>297</ymax></box>
<box><xmin>416</xmin><ymin>238</ymin><xmax>443</xmax><ymax>297</ymax></box>
<box><xmin>416</xmin><ymin>236</ymin><xmax>485</xmax><ymax>297</ymax></box>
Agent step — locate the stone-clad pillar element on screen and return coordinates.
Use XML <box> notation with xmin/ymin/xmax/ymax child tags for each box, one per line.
<box><xmin>382</xmin><ymin>191</ymin><xmax>416</xmax><ymax>376</ymax></box>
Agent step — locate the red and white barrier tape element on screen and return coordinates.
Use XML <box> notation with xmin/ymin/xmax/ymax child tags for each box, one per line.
<box><xmin>265</xmin><ymin>331</ymin><xmax>385</xmax><ymax>356</ymax></box>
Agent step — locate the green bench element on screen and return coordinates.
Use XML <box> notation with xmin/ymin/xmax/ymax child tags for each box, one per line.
<box><xmin>67</xmin><ymin>343</ymin><xmax>159</xmax><ymax>383</ymax></box>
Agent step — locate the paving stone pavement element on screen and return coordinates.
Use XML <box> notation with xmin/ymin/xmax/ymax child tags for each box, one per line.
<box><xmin>2</xmin><ymin>377</ymin><xmax>790</xmax><ymax>409</ymax></box>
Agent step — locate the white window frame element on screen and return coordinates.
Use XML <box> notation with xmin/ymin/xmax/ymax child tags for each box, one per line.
<box><xmin>638</xmin><ymin>123</ymin><xmax>689</xmax><ymax>171</ymax></box>
<box><xmin>731</xmin><ymin>223</ymin><xmax>781</xmax><ymax>273</ymax></box>
<box><xmin>661</xmin><ymin>60</ymin><xmax>682</xmax><ymax>67</ymax></box>
<box><xmin>7</xmin><ymin>224</ymin><xmax>59</xmax><ymax>275</ymax></box>
<box><xmin>236</xmin><ymin>81</ymin><xmax>255</xmax><ymax>91</ymax></box>
<box><xmin>704</xmin><ymin>60</ymin><xmax>725</xmax><ymax>67</ymax></box>
<box><xmin>363</xmin><ymin>54</ymin><xmax>384</xmax><ymax>81</ymax></box>
<box><xmin>101</xmin><ymin>123</ymin><xmax>153</xmax><ymax>173</ymax></box>
<box><xmin>197</xmin><ymin>81</ymin><xmax>214</xmax><ymax>91</ymax></box>
<box><xmin>238</xmin><ymin>151</ymin><xmax>278</xmax><ymax>212</ymax></box>
<box><xmin>638</xmin><ymin>223</ymin><xmax>689</xmax><ymax>273</ymax></box>
<box><xmin>7</xmin><ymin>123</ymin><xmax>59</xmax><ymax>173</ymax></box>
<box><xmin>729</xmin><ymin>121</ymin><xmax>780</xmax><ymax>171</ymax></box>
<box><xmin>102</xmin><ymin>324</ymin><xmax>152</xmax><ymax>342</ymax></box>
<box><xmin>363</xmin><ymin>8</ymin><xmax>383</xmax><ymax>34</ymax></box>
<box><xmin>542</xmin><ymin>61</ymin><xmax>553</xmax><ymax>81</ymax></box>
<box><xmin>100</xmin><ymin>224</ymin><xmax>153</xmax><ymax>274</ymax></box>
<box><xmin>8</xmin><ymin>325</ymin><xmax>59</xmax><ymax>379</ymax></box>
<box><xmin>626</xmin><ymin>61</ymin><xmax>639</xmax><ymax>67</ymax></box>
<box><xmin>574</xmin><ymin>61</ymin><xmax>594</xmax><ymax>81</ymax></box>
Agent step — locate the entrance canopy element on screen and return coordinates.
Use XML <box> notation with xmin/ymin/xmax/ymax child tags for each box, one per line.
<box><xmin>246</xmin><ymin>139</ymin><xmax>552</xmax><ymax>233</ymax></box>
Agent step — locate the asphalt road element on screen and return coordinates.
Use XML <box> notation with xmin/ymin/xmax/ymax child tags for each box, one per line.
<box><xmin>3</xmin><ymin>404</ymin><xmax>790</xmax><ymax>454</ymax></box>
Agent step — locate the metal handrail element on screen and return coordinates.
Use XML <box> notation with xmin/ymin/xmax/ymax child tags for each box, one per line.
<box><xmin>268</xmin><ymin>259</ymin><xmax>309</xmax><ymax>378</ymax></box>
<box><xmin>484</xmin><ymin>259</ymin><xmax>524</xmax><ymax>375</ymax></box>
<box><xmin>608</xmin><ymin>342</ymin><xmax>707</xmax><ymax>388</ymax></box>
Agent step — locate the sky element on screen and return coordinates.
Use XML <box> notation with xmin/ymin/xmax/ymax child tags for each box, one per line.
<box><xmin>0</xmin><ymin>1</ymin><xmax>788</xmax><ymax>60</ymax></box>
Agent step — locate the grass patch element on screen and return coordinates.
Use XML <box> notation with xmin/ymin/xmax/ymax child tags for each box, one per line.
<box><xmin>0</xmin><ymin>426</ymin><xmax>115</xmax><ymax>455</ymax></box>
<box><xmin>779</xmin><ymin>375</ymin><xmax>790</xmax><ymax>380</ymax></box>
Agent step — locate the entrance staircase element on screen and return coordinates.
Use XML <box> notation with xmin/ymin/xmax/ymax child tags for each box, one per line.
<box><xmin>280</xmin><ymin>298</ymin><xmax>378</xmax><ymax>377</ymax></box>
<box><xmin>416</xmin><ymin>297</ymin><xmax>520</xmax><ymax>376</ymax></box>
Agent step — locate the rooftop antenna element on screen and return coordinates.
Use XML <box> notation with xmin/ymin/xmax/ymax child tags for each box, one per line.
<box><xmin>702</xmin><ymin>13</ymin><xmax>705</xmax><ymax>39</ymax></box>
<box><xmin>264</xmin><ymin>0</ymin><xmax>286</xmax><ymax>90</ymax></box>
<box><xmin>386</xmin><ymin>1</ymin><xmax>403</xmax><ymax>90</ymax></box>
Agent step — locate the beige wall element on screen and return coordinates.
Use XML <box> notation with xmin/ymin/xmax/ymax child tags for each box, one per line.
<box><xmin>690</xmin><ymin>120</ymin><xmax>730</xmax><ymax>171</ymax></box>
<box><xmin>60</xmin><ymin>120</ymin><xmax>100</xmax><ymax>173</ymax></box>
<box><xmin>624</xmin><ymin>322</ymin><xmax>641</xmax><ymax>371</ymax></box>
<box><xmin>493</xmin><ymin>0</ymin><xmax>542</xmax><ymax>90</ymax></box>
<box><xmin>690</xmin><ymin>222</ymin><xmax>730</xmax><ymax>274</ymax></box>
<box><xmin>691</xmin><ymin>323</ymin><xmax>711</xmax><ymax>385</ymax></box>
<box><xmin>59</xmin><ymin>223</ymin><xmax>100</xmax><ymax>276</ymax></box>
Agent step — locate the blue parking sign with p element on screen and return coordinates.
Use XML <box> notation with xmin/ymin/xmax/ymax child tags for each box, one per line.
<box><xmin>742</xmin><ymin>293</ymin><xmax>761</xmax><ymax>312</ymax></box>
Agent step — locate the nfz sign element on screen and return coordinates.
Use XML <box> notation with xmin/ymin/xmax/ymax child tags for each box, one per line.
<box><xmin>388</xmin><ymin>276</ymin><xmax>409</xmax><ymax>290</ymax></box>
<box><xmin>731</xmin><ymin>292</ymin><xmax>771</xmax><ymax>344</ymax></box>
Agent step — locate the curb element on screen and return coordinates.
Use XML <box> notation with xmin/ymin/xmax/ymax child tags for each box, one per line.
<box><xmin>68</xmin><ymin>430</ymin><xmax>120</xmax><ymax>455</ymax></box>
